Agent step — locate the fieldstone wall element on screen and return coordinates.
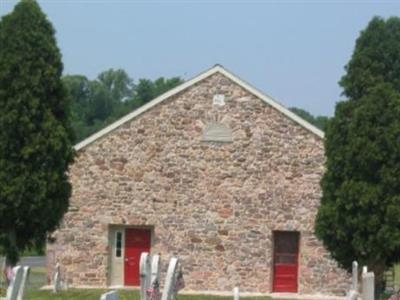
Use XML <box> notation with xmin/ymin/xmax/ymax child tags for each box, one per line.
<box><xmin>47</xmin><ymin>72</ymin><xmax>350</xmax><ymax>295</ymax></box>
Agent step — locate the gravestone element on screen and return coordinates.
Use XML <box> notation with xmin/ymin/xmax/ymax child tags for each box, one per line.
<box><xmin>345</xmin><ymin>261</ymin><xmax>359</xmax><ymax>300</ymax></box>
<box><xmin>161</xmin><ymin>257</ymin><xmax>184</xmax><ymax>300</ymax></box>
<box><xmin>16</xmin><ymin>266</ymin><xmax>30</xmax><ymax>300</ymax></box>
<box><xmin>150</xmin><ymin>255</ymin><xmax>160</xmax><ymax>287</ymax></box>
<box><xmin>53</xmin><ymin>263</ymin><xmax>61</xmax><ymax>293</ymax></box>
<box><xmin>362</xmin><ymin>272</ymin><xmax>375</xmax><ymax>300</ymax></box>
<box><xmin>161</xmin><ymin>257</ymin><xmax>179</xmax><ymax>300</ymax></box>
<box><xmin>5</xmin><ymin>266</ymin><xmax>23</xmax><ymax>300</ymax></box>
<box><xmin>100</xmin><ymin>290</ymin><xmax>119</xmax><ymax>300</ymax></box>
<box><xmin>140</xmin><ymin>253</ymin><xmax>152</xmax><ymax>300</ymax></box>
<box><xmin>363</xmin><ymin>266</ymin><xmax>368</xmax><ymax>274</ymax></box>
<box><xmin>233</xmin><ymin>287</ymin><xmax>240</xmax><ymax>300</ymax></box>
<box><xmin>147</xmin><ymin>255</ymin><xmax>161</xmax><ymax>300</ymax></box>
<box><xmin>352</xmin><ymin>261</ymin><xmax>358</xmax><ymax>291</ymax></box>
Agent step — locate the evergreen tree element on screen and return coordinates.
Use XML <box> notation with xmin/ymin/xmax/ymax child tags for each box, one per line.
<box><xmin>315</xmin><ymin>17</ymin><xmax>400</xmax><ymax>289</ymax></box>
<box><xmin>0</xmin><ymin>0</ymin><xmax>74</xmax><ymax>265</ymax></box>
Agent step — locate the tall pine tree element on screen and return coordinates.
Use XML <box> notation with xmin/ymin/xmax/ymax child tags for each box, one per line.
<box><xmin>0</xmin><ymin>0</ymin><xmax>74</xmax><ymax>266</ymax></box>
<box><xmin>316</xmin><ymin>17</ymin><xmax>400</xmax><ymax>289</ymax></box>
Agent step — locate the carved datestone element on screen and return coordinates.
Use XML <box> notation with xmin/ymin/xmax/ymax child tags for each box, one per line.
<box><xmin>212</xmin><ymin>94</ymin><xmax>225</xmax><ymax>106</ymax></box>
<box><xmin>202</xmin><ymin>122</ymin><xmax>232</xmax><ymax>143</ymax></box>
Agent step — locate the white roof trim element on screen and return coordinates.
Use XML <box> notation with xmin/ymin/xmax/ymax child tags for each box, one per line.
<box><xmin>74</xmin><ymin>65</ymin><xmax>324</xmax><ymax>151</ymax></box>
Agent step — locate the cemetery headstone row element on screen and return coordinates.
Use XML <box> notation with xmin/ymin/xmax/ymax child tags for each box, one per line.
<box><xmin>143</xmin><ymin>254</ymin><xmax>184</xmax><ymax>300</ymax></box>
<box><xmin>100</xmin><ymin>253</ymin><xmax>185</xmax><ymax>300</ymax></box>
<box><xmin>346</xmin><ymin>261</ymin><xmax>375</xmax><ymax>300</ymax></box>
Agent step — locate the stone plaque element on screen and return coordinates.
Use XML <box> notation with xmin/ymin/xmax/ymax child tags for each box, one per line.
<box><xmin>202</xmin><ymin>122</ymin><xmax>232</xmax><ymax>143</ymax></box>
<box><xmin>212</xmin><ymin>94</ymin><xmax>225</xmax><ymax>107</ymax></box>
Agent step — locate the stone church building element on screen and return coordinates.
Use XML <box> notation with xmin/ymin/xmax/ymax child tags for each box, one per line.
<box><xmin>47</xmin><ymin>65</ymin><xmax>350</xmax><ymax>295</ymax></box>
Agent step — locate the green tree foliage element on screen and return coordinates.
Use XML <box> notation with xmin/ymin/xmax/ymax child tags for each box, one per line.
<box><xmin>0</xmin><ymin>0</ymin><xmax>74</xmax><ymax>264</ymax></box>
<box><xmin>289</xmin><ymin>107</ymin><xmax>330</xmax><ymax>131</ymax></box>
<box><xmin>97</xmin><ymin>69</ymin><xmax>134</xmax><ymax>103</ymax></box>
<box><xmin>315</xmin><ymin>16</ymin><xmax>400</xmax><ymax>287</ymax></box>
<box><xmin>134</xmin><ymin>77</ymin><xmax>183</xmax><ymax>107</ymax></box>
<box><xmin>135</xmin><ymin>79</ymin><xmax>155</xmax><ymax>106</ymax></box>
<box><xmin>64</xmin><ymin>72</ymin><xmax>183</xmax><ymax>143</ymax></box>
<box><xmin>340</xmin><ymin>18</ymin><xmax>400</xmax><ymax>100</ymax></box>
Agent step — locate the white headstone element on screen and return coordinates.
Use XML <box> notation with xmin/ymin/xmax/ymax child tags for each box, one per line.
<box><xmin>6</xmin><ymin>266</ymin><xmax>23</xmax><ymax>300</ymax></box>
<box><xmin>352</xmin><ymin>261</ymin><xmax>358</xmax><ymax>291</ymax></box>
<box><xmin>100</xmin><ymin>290</ymin><xmax>119</xmax><ymax>300</ymax></box>
<box><xmin>151</xmin><ymin>255</ymin><xmax>160</xmax><ymax>286</ymax></box>
<box><xmin>146</xmin><ymin>255</ymin><xmax>161</xmax><ymax>300</ymax></box>
<box><xmin>161</xmin><ymin>257</ymin><xmax>184</xmax><ymax>300</ymax></box>
<box><xmin>53</xmin><ymin>263</ymin><xmax>61</xmax><ymax>293</ymax></box>
<box><xmin>140</xmin><ymin>253</ymin><xmax>152</xmax><ymax>300</ymax></box>
<box><xmin>362</xmin><ymin>266</ymin><xmax>368</xmax><ymax>274</ymax></box>
<box><xmin>161</xmin><ymin>257</ymin><xmax>178</xmax><ymax>300</ymax></box>
<box><xmin>362</xmin><ymin>272</ymin><xmax>375</xmax><ymax>300</ymax></box>
<box><xmin>16</xmin><ymin>266</ymin><xmax>30</xmax><ymax>300</ymax></box>
<box><xmin>233</xmin><ymin>287</ymin><xmax>240</xmax><ymax>300</ymax></box>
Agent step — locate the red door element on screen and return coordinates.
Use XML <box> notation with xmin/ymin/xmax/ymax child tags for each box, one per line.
<box><xmin>124</xmin><ymin>228</ymin><xmax>151</xmax><ymax>286</ymax></box>
<box><xmin>273</xmin><ymin>231</ymin><xmax>300</xmax><ymax>293</ymax></box>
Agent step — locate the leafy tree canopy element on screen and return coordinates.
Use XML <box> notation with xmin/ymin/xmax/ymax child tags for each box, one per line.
<box><xmin>0</xmin><ymin>0</ymin><xmax>74</xmax><ymax>264</ymax></box>
<box><xmin>290</xmin><ymin>107</ymin><xmax>330</xmax><ymax>131</ymax></box>
<box><xmin>64</xmin><ymin>71</ymin><xmax>183</xmax><ymax>143</ymax></box>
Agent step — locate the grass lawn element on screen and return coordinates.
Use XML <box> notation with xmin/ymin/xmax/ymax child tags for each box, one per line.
<box><xmin>26</xmin><ymin>289</ymin><xmax>134</xmax><ymax>300</ymax></box>
<box><xmin>395</xmin><ymin>264</ymin><xmax>400</xmax><ymax>288</ymax></box>
<box><xmin>25</xmin><ymin>290</ymin><xmax>273</xmax><ymax>300</ymax></box>
<box><xmin>12</xmin><ymin>267</ymin><xmax>273</xmax><ymax>300</ymax></box>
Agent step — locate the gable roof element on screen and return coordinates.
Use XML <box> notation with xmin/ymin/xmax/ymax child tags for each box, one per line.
<box><xmin>75</xmin><ymin>65</ymin><xmax>324</xmax><ymax>151</ymax></box>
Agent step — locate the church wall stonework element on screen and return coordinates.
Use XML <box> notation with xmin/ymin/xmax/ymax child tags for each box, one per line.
<box><xmin>47</xmin><ymin>72</ymin><xmax>350</xmax><ymax>295</ymax></box>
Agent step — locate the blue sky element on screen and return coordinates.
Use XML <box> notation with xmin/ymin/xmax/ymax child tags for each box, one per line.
<box><xmin>1</xmin><ymin>1</ymin><xmax>399</xmax><ymax>116</ymax></box>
